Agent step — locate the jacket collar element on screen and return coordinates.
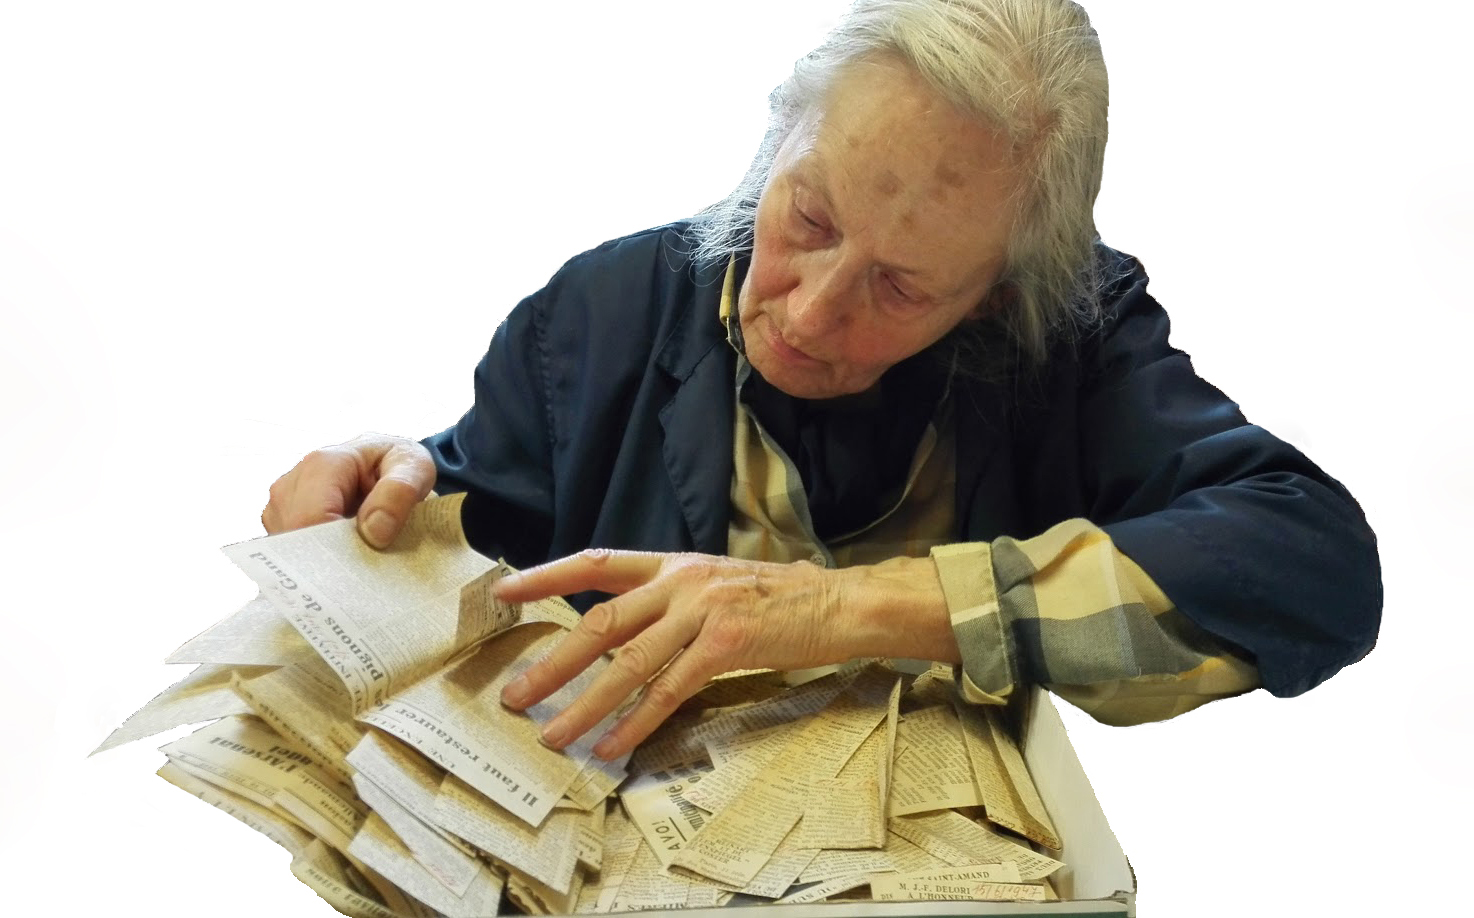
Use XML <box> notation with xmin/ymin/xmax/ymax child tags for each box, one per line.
<box><xmin>653</xmin><ymin>242</ymin><xmax>738</xmax><ymax>553</ymax></box>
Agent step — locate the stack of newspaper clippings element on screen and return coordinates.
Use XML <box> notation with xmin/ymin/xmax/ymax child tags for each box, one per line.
<box><xmin>97</xmin><ymin>493</ymin><xmax>1065</xmax><ymax>916</ymax></box>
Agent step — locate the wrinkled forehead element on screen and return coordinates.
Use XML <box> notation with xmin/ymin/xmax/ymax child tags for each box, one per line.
<box><xmin>783</xmin><ymin>58</ymin><xmax>1018</xmax><ymax>195</ymax></box>
<box><xmin>774</xmin><ymin>57</ymin><xmax>1020</xmax><ymax>277</ymax></box>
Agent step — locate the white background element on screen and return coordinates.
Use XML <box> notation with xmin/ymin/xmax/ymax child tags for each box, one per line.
<box><xmin>1</xmin><ymin>1</ymin><xmax>1468</xmax><ymax>915</ymax></box>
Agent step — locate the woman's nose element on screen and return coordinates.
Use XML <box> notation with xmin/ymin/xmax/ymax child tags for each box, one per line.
<box><xmin>787</xmin><ymin>261</ymin><xmax>858</xmax><ymax>341</ymax></box>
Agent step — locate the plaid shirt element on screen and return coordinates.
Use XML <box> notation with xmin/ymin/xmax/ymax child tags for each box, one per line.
<box><xmin>719</xmin><ymin>263</ymin><xmax>1260</xmax><ymax>725</ymax></box>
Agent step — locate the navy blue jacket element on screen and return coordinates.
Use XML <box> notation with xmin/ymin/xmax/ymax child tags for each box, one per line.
<box><xmin>424</xmin><ymin>223</ymin><xmax>1381</xmax><ymax>699</ymax></box>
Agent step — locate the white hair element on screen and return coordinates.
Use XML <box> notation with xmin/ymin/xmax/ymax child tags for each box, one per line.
<box><xmin>691</xmin><ymin>0</ymin><xmax>1111</xmax><ymax>367</ymax></box>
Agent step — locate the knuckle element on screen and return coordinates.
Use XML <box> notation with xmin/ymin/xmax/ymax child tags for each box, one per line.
<box><xmin>705</xmin><ymin>615</ymin><xmax>754</xmax><ymax>659</ymax></box>
<box><xmin>639</xmin><ymin>676</ymin><xmax>685</xmax><ymax>714</ymax></box>
<box><xmin>665</xmin><ymin>554</ymin><xmax>710</xmax><ymax>586</ymax></box>
<box><xmin>579</xmin><ymin>602</ymin><xmax>621</xmax><ymax>643</ymax></box>
<box><xmin>370</xmin><ymin>475</ymin><xmax>417</xmax><ymax>502</ymax></box>
<box><xmin>386</xmin><ymin>437</ymin><xmax>430</xmax><ymax>459</ymax></box>
<box><xmin>576</xmin><ymin>547</ymin><xmax>616</xmax><ymax>569</ymax></box>
<box><xmin>610</xmin><ymin>641</ymin><xmax>655</xmax><ymax>680</ymax></box>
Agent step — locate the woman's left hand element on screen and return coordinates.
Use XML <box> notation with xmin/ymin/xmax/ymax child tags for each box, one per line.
<box><xmin>493</xmin><ymin>548</ymin><xmax>956</xmax><ymax>761</ymax></box>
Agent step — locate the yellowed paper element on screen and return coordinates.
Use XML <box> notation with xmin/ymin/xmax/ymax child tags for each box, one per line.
<box><xmin>682</xmin><ymin>669</ymin><xmax>792</xmax><ymax>710</ymax></box>
<box><xmin>454</xmin><ymin>562</ymin><xmax>521</xmax><ymax>650</ymax></box>
<box><xmin>345</xmin><ymin>732</ymin><xmax>473</xmax><ymax>852</ymax></box>
<box><xmin>630</xmin><ymin>669</ymin><xmax>852</xmax><ymax>775</ymax></box>
<box><xmin>871</xmin><ymin>872</ymin><xmax>1046</xmax><ymax>902</ymax></box>
<box><xmin>433</xmin><ymin>773</ymin><xmax>582</xmax><ymax>895</ymax></box>
<box><xmin>160</xmin><ymin>715</ymin><xmax>366</xmax><ymax>854</ymax></box>
<box><xmin>564</xmin><ymin>755</ymin><xmax>625</xmax><ymax>812</ymax></box>
<box><xmin>957</xmin><ymin>702</ymin><xmax>1062</xmax><ymax>849</ymax></box>
<box><xmin>610</xmin><ymin>831</ymin><xmax>690</xmax><ymax>912</ymax></box>
<box><xmin>879</xmin><ymin>862</ymin><xmax>1023</xmax><ymax>886</ymax></box>
<box><xmin>777</xmin><ymin>872</ymin><xmax>874</xmax><ymax>903</ymax></box>
<box><xmin>505</xmin><ymin>861</ymin><xmax>583</xmax><ymax>917</ymax></box>
<box><xmin>572</xmin><ymin>796</ymin><xmax>605</xmax><ymax>873</ymax></box>
<box><xmin>890</xmin><ymin>703</ymin><xmax>985</xmax><ymax>816</ymax></box>
<box><xmin>882</xmin><ymin>827</ymin><xmax>957</xmax><ymax>874</ymax></box>
<box><xmin>520</xmin><ymin>594</ymin><xmax>584</xmax><ymax>630</ymax></box>
<box><xmin>358</xmin><ymin>621</ymin><xmax>626</xmax><ymax>828</ymax></box>
<box><xmin>347</xmin><ymin>812</ymin><xmax>505</xmax><ymax>918</ymax></box>
<box><xmin>670</xmin><ymin>667</ymin><xmax>896</xmax><ymax>887</ymax></box>
<box><xmin>716</xmin><ymin>825</ymin><xmax>820</xmax><ymax>899</ymax></box>
<box><xmin>351</xmin><ymin>772</ymin><xmax>482</xmax><ymax>899</ymax></box>
<box><xmin>617</xmin><ymin>761</ymin><xmax>714</xmax><ymax>867</ymax></box>
<box><xmin>287</xmin><ymin>838</ymin><xmax>410</xmax><ymax>918</ymax></box>
<box><xmin>797</xmin><ymin>847</ymin><xmax>893</xmax><ymax>885</ymax></box>
<box><xmin>234</xmin><ymin>651</ymin><xmax>364</xmax><ymax>783</ymax></box>
<box><xmin>879</xmin><ymin>671</ymin><xmax>901</xmax><ymax>818</ymax></box>
<box><xmin>684</xmin><ymin>722</ymin><xmax>791</xmax><ymax>814</ymax></box>
<box><xmin>220</xmin><ymin>493</ymin><xmax>499</xmax><ymax>711</ymax></box>
<box><xmin>890</xmin><ymin>810</ymin><xmax>1064</xmax><ymax>880</ymax></box>
<box><xmin>588</xmin><ymin>806</ymin><xmax>642</xmax><ymax>914</ymax></box>
<box><xmin>94</xmin><ymin>663</ymin><xmax>264</xmax><ymax>754</ymax></box>
<box><xmin>156</xmin><ymin>761</ymin><xmax>314</xmax><ymax>857</ymax></box>
<box><xmin>797</xmin><ymin>721</ymin><xmax>887</xmax><ymax>848</ymax></box>
<box><xmin>167</xmin><ymin>592</ymin><xmax>308</xmax><ymax>666</ymax></box>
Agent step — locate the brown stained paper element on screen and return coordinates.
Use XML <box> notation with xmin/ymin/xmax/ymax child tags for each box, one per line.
<box><xmin>433</xmin><ymin>773</ymin><xmax>582</xmax><ymax>895</ymax></box>
<box><xmin>347</xmin><ymin>812</ymin><xmax>504</xmax><ymax>918</ymax></box>
<box><xmin>890</xmin><ymin>704</ymin><xmax>985</xmax><ymax>816</ymax></box>
<box><xmin>234</xmin><ymin>652</ymin><xmax>364</xmax><ymax>784</ymax></box>
<box><xmin>955</xmin><ymin>701</ymin><xmax>1061</xmax><ymax>849</ymax></box>
<box><xmin>221</xmin><ymin>493</ymin><xmax>500</xmax><ymax>712</ymax></box>
<box><xmin>890</xmin><ymin>810</ymin><xmax>1064</xmax><ymax>880</ymax></box>
<box><xmin>112</xmin><ymin>494</ymin><xmax>1079</xmax><ymax>914</ymax></box>
<box><xmin>160</xmin><ymin>714</ymin><xmax>366</xmax><ymax>854</ymax></box>
<box><xmin>669</xmin><ymin>667</ymin><xmax>897</xmax><ymax>888</ymax></box>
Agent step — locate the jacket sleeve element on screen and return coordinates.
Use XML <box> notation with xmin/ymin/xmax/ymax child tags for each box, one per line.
<box><xmin>1079</xmin><ymin>259</ymin><xmax>1381</xmax><ymax>700</ymax></box>
<box><xmin>420</xmin><ymin>287</ymin><xmax>558</xmax><ymax>569</ymax></box>
<box><xmin>935</xmin><ymin>254</ymin><xmax>1380</xmax><ymax>724</ymax></box>
<box><xmin>932</xmin><ymin>525</ymin><xmax>1261</xmax><ymax>726</ymax></box>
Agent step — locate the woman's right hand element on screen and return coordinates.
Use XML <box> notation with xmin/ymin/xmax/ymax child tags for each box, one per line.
<box><xmin>261</xmin><ymin>433</ymin><xmax>437</xmax><ymax>548</ymax></box>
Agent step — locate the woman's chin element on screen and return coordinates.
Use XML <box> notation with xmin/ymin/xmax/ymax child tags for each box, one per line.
<box><xmin>750</xmin><ymin>352</ymin><xmax>873</xmax><ymax>400</ymax></box>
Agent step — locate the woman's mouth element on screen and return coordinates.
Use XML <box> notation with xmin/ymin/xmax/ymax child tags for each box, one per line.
<box><xmin>764</xmin><ymin>318</ymin><xmax>822</xmax><ymax>366</ymax></box>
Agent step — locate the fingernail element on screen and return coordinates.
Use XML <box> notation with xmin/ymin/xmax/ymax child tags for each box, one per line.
<box><xmin>540</xmin><ymin>720</ymin><xmax>567</xmax><ymax>749</ymax></box>
<box><xmin>501</xmin><ymin>676</ymin><xmax>530</xmax><ymax>708</ymax></box>
<box><xmin>361</xmin><ymin>510</ymin><xmax>395</xmax><ymax>548</ymax></box>
<box><xmin>592</xmin><ymin>732</ymin><xmax>617</xmax><ymax>761</ymax></box>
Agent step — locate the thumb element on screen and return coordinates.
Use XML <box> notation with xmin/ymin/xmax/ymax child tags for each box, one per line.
<box><xmin>355</xmin><ymin>443</ymin><xmax>437</xmax><ymax>549</ymax></box>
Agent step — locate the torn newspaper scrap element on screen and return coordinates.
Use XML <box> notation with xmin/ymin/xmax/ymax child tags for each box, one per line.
<box><xmin>102</xmin><ymin>494</ymin><xmax>1073</xmax><ymax>916</ymax></box>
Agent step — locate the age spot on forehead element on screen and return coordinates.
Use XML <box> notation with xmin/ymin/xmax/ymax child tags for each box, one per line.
<box><xmin>875</xmin><ymin>170</ymin><xmax>902</xmax><ymax>196</ymax></box>
<box><xmin>935</xmin><ymin>164</ymin><xmax>965</xmax><ymax>188</ymax></box>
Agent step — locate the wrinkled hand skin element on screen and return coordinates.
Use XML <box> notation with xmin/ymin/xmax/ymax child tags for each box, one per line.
<box><xmin>494</xmin><ymin>549</ymin><xmax>956</xmax><ymax>761</ymax></box>
<box><xmin>261</xmin><ymin>432</ymin><xmax>436</xmax><ymax>548</ymax></box>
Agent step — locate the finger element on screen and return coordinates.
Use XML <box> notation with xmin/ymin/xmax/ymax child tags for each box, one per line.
<box><xmin>501</xmin><ymin>581</ymin><xmax>671</xmax><ymax>712</ymax></box>
<box><xmin>536</xmin><ymin>612</ymin><xmax>703</xmax><ymax>752</ymax></box>
<box><xmin>263</xmin><ymin>454</ymin><xmax>356</xmax><ymax>533</ymax></box>
<box><xmin>354</xmin><ymin>441</ymin><xmax>437</xmax><ymax>549</ymax></box>
<box><xmin>588</xmin><ymin>636</ymin><xmax>729</xmax><ymax>760</ymax></box>
<box><xmin>493</xmin><ymin>548</ymin><xmax>670</xmax><ymax>602</ymax></box>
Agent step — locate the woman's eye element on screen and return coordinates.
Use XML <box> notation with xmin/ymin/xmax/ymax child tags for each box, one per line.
<box><xmin>795</xmin><ymin>207</ymin><xmax>825</xmax><ymax>231</ymax></box>
<box><xmin>883</xmin><ymin>274</ymin><xmax>914</xmax><ymax>301</ymax></box>
<box><xmin>879</xmin><ymin>274</ymin><xmax>933</xmax><ymax>314</ymax></box>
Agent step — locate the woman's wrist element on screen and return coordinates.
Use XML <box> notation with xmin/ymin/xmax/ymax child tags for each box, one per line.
<box><xmin>832</xmin><ymin>555</ymin><xmax>961</xmax><ymax>664</ymax></box>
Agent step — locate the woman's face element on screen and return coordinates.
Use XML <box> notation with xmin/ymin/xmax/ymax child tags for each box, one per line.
<box><xmin>738</xmin><ymin>57</ymin><xmax>1019</xmax><ymax>399</ymax></box>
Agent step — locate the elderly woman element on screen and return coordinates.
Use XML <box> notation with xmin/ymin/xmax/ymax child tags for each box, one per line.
<box><xmin>262</xmin><ymin>0</ymin><xmax>1380</xmax><ymax>761</ymax></box>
